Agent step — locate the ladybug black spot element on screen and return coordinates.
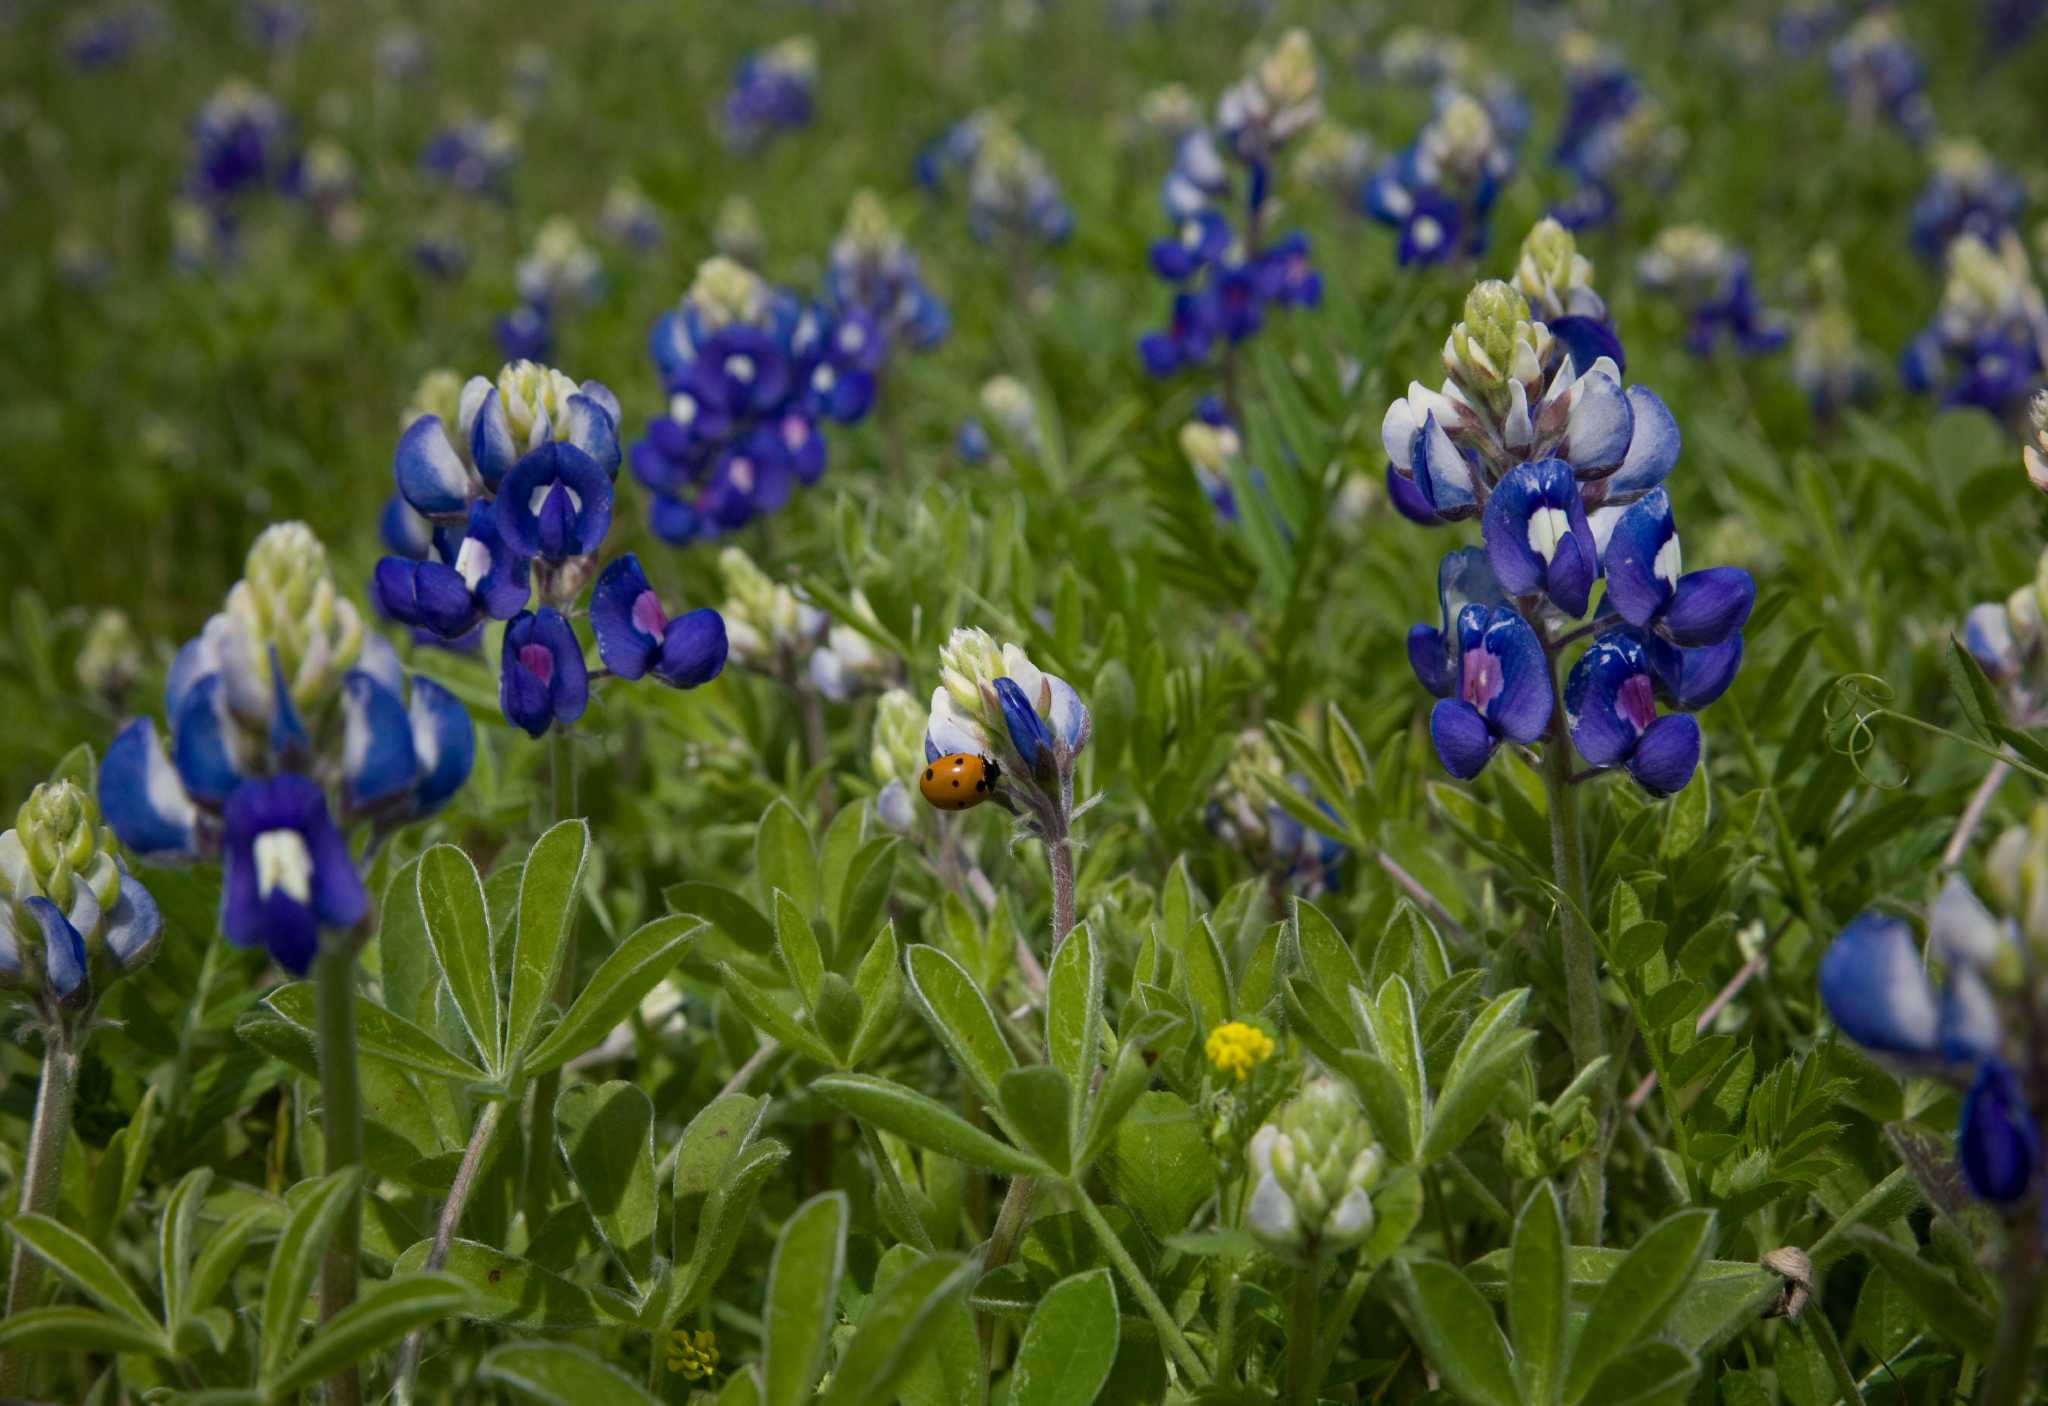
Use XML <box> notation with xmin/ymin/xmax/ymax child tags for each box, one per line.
<box><xmin>951</xmin><ymin>778</ymin><xmax>961</xmax><ymax>788</ymax></box>
<box><xmin>924</xmin><ymin>767</ymin><xmax>934</xmax><ymax>781</ymax></box>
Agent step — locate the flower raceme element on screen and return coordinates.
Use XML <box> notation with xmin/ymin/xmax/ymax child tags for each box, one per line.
<box><xmin>0</xmin><ymin>781</ymin><xmax>161</xmax><ymax>1010</ymax></box>
<box><xmin>1392</xmin><ymin>224</ymin><xmax>1753</xmax><ymax>795</ymax></box>
<box><xmin>1246</xmin><ymin>1079</ymin><xmax>1385</xmax><ymax>1255</ymax></box>
<box><xmin>925</xmin><ymin>628</ymin><xmax>1089</xmax><ymax>780</ymax></box>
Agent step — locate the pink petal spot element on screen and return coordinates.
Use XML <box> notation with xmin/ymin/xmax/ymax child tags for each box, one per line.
<box><xmin>1617</xmin><ymin>673</ymin><xmax>1656</xmax><ymax>734</ymax></box>
<box><xmin>1460</xmin><ymin>647</ymin><xmax>1504</xmax><ymax>713</ymax></box>
<box><xmin>631</xmin><ymin>589</ymin><xmax>667</xmax><ymax>638</ymax></box>
<box><xmin>518</xmin><ymin>642</ymin><xmax>556</xmax><ymax>687</ymax></box>
<box><xmin>781</xmin><ymin>415</ymin><xmax>810</xmax><ymax>452</ymax></box>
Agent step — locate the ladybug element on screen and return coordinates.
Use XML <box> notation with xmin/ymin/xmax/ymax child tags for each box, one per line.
<box><xmin>920</xmin><ymin>752</ymin><xmax>1001</xmax><ymax>811</ymax></box>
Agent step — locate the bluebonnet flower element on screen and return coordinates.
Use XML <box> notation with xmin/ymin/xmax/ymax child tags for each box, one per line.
<box><xmin>514</xmin><ymin>217</ymin><xmax>603</xmax><ymax>321</ymax></box>
<box><xmin>1791</xmin><ymin>249</ymin><xmax>1881</xmax><ymax>421</ymax></box>
<box><xmin>920</xmin><ymin>112</ymin><xmax>1072</xmax><ymax>249</ymax></box>
<box><xmin>828</xmin><ymin>191</ymin><xmax>949</xmax><ymax>356</ymax></box>
<box><xmin>62</xmin><ymin>5</ymin><xmax>157</xmax><ymax>70</ymax></box>
<box><xmin>2025</xmin><ymin>392</ymin><xmax>2048</xmax><ymax>493</ymax></box>
<box><xmin>1208</xmin><ymin>730</ymin><xmax>1347</xmax><ymax>899</ymax></box>
<box><xmin>412</xmin><ymin>230</ymin><xmax>469</xmax><ymax>282</ymax></box>
<box><xmin>1637</xmin><ymin>226</ymin><xmax>1789</xmax><ymax>357</ymax></box>
<box><xmin>1820</xmin><ymin>850</ymin><xmax>2048</xmax><ymax>1212</ymax></box>
<box><xmin>1983</xmin><ymin>0</ymin><xmax>2048</xmax><ymax>50</ymax></box>
<box><xmin>77</xmin><ymin>609</ymin><xmax>144</xmax><ymax>708</ymax></box>
<box><xmin>1776</xmin><ymin>3</ymin><xmax>1845</xmax><ymax>57</ymax></box>
<box><xmin>394</xmin><ymin>359</ymin><xmax>619</xmax><ymax>524</ymax></box>
<box><xmin>188</xmin><ymin>78</ymin><xmax>292</xmax><ymax>206</ymax></box>
<box><xmin>1</xmin><ymin>781</ymin><xmax>161</xmax><ymax>1012</ymax></box>
<box><xmin>496</xmin><ymin>305</ymin><xmax>552</xmax><ymax>363</ymax></box>
<box><xmin>373</xmin><ymin>501</ymin><xmax>529</xmax><ymax>638</ymax></box>
<box><xmin>507</xmin><ymin>42</ymin><xmax>551</xmax><ymax>113</ymax></box>
<box><xmin>589</xmin><ymin>554</ymin><xmax>728</xmax><ymax>689</ymax></box>
<box><xmin>1912</xmin><ymin>139</ymin><xmax>2025</xmax><ymax>263</ymax></box>
<box><xmin>721</xmin><ymin>37</ymin><xmax>817</xmax><ymax>154</ymax></box>
<box><xmin>219</xmin><ymin>775</ymin><xmax>362</xmax><ymax>975</ymax></box>
<box><xmin>1363</xmin><ymin>91</ymin><xmax>1516</xmax><ymax>266</ymax></box>
<box><xmin>632</xmin><ymin>258</ymin><xmax>868</xmax><ymax>545</ymax></box>
<box><xmin>1902</xmin><ymin>233</ymin><xmax>2048</xmax><ymax>419</ymax></box>
<box><xmin>287</xmin><ymin>137</ymin><xmax>363</xmax><ymax>245</ymax></box>
<box><xmin>956</xmin><ymin>417</ymin><xmax>992</xmax><ymax>465</ymax></box>
<box><xmin>714</xmin><ymin>195</ymin><xmax>767</xmax><ymax>266</ymax></box>
<box><xmin>1128</xmin><ymin>83</ymin><xmax>1204</xmax><ymax>154</ymax></box>
<box><xmin>245</xmin><ymin>0</ymin><xmax>308</xmax><ymax>50</ymax></box>
<box><xmin>1548</xmin><ymin>33</ymin><xmax>1684</xmax><ymax>231</ymax></box>
<box><xmin>99</xmin><ymin>525</ymin><xmax>472</xmax><ymax>966</ymax></box>
<box><xmin>925</xmin><ymin>629</ymin><xmax>1090</xmax><ymax>861</ymax></box>
<box><xmin>978</xmin><ymin>375</ymin><xmax>1042</xmax><ymax>457</ymax></box>
<box><xmin>717</xmin><ymin>546</ymin><xmax>825</xmax><ymax>673</ymax></box>
<box><xmin>599</xmin><ymin>182</ymin><xmax>664</xmax><ymax>252</ymax></box>
<box><xmin>499</xmin><ymin>608</ymin><xmax>589</xmax><ymax>738</ymax></box>
<box><xmin>1514</xmin><ymin>217</ymin><xmax>1624</xmax><ymax>373</ymax></box>
<box><xmin>870</xmin><ymin>688</ymin><xmax>928</xmax><ymax>834</ymax></box>
<box><xmin>1138</xmin><ymin>37</ymin><xmax>1324</xmax><ymax>378</ymax></box>
<box><xmin>375</xmin><ymin>24</ymin><xmax>430</xmax><ymax>84</ymax></box>
<box><xmin>1389</xmin><ymin>226</ymin><xmax>1746</xmax><ymax>794</ymax></box>
<box><xmin>1291</xmin><ymin>122</ymin><xmax>1376</xmax><ymax>203</ymax></box>
<box><xmin>1828</xmin><ymin>9</ymin><xmax>1933</xmax><ymax>143</ymax></box>
<box><xmin>1180</xmin><ymin>408</ymin><xmax>1243</xmax><ymax>521</ymax></box>
<box><xmin>420</xmin><ymin>113</ymin><xmax>519</xmax><ymax>200</ymax></box>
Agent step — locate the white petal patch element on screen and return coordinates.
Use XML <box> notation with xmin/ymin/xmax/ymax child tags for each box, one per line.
<box><xmin>1526</xmin><ymin>506</ymin><xmax>1572</xmax><ymax>563</ymax></box>
<box><xmin>254</xmin><ymin>829</ymin><xmax>314</xmax><ymax>905</ymax></box>
<box><xmin>1652</xmin><ymin>532</ymin><xmax>1683</xmax><ymax>586</ymax></box>
<box><xmin>454</xmin><ymin>536</ymin><xmax>492</xmax><ymax>591</ymax></box>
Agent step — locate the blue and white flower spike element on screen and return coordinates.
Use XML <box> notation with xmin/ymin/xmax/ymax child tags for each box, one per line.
<box><xmin>1599</xmin><ymin>489</ymin><xmax>1755</xmax><ymax>649</ymax></box>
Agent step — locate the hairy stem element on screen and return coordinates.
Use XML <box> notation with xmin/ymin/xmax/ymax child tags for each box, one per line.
<box><xmin>393</xmin><ymin>1099</ymin><xmax>506</xmax><ymax>1402</ymax></box>
<box><xmin>316</xmin><ymin>941</ymin><xmax>365</xmax><ymax>1406</ymax></box>
<box><xmin>1286</xmin><ymin>1255</ymin><xmax>1324</xmax><ymax>1406</ymax></box>
<box><xmin>1075</xmin><ymin>1192</ymin><xmax>1211</xmax><ymax>1385</ymax></box>
<box><xmin>1980</xmin><ymin>1212</ymin><xmax>2044</xmax><ymax>1406</ymax></box>
<box><xmin>525</xmin><ymin>733</ymin><xmax>579</xmax><ymax>1229</ymax></box>
<box><xmin>0</xmin><ymin>1024</ymin><xmax>80</xmax><ymax>1394</ymax></box>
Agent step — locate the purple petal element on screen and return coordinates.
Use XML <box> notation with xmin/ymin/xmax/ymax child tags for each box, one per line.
<box><xmin>1625</xmin><ymin>713</ymin><xmax>1700</xmax><ymax>796</ymax></box>
<box><xmin>654</xmin><ymin>608</ymin><xmax>729</xmax><ymax>689</ymax></box>
<box><xmin>1599</xmin><ymin>489</ymin><xmax>1678</xmax><ymax>628</ymax></box>
<box><xmin>1429</xmin><ymin>698</ymin><xmax>1498</xmax><ymax>780</ymax></box>
<box><xmin>1661</xmin><ymin>567</ymin><xmax>1755</xmax><ymax>648</ymax></box>
<box><xmin>1817</xmin><ymin>913</ymin><xmax>1941</xmax><ymax>1058</ymax></box>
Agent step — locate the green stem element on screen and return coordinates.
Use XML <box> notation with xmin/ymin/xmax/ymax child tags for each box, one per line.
<box><xmin>1804</xmin><ymin>1308</ymin><xmax>1867</xmax><ymax>1406</ymax></box>
<box><xmin>1286</xmin><ymin>1255</ymin><xmax>1324</xmax><ymax>1406</ymax></box>
<box><xmin>1980</xmin><ymin>1217</ymin><xmax>2044</xmax><ymax>1406</ymax></box>
<box><xmin>860</xmin><ymin>1123</ymin><xmax>934</xmax><ymax>1252</ymax></box>
<box><xmin>525</xmin><ymin>732</ymin><xmax>578</xmax><ymax>1229</ymax></box>
<box><xmin>1307</xmin><ymin>1266</ymin><xmax>1374</xmax><ymax>1393</ymax></box>
<box><xmin>0</xmin><ymin>1023</ymin><xmax>81</xmax><ymax>1395</ymax></box>
<box><xmin>1074</xmin><ymin>1192</ymin><xmax>1210</xmax><ymax>1386</ymax></box>
<box><xmin>316</xmin><ymin>941</ymin><xmax>365</xmax><ymax>1406</ymax></box>
<box><xmin>1539</xmin><ymin>650</ymin><xmax>1606</xmax><ymax>1246</ymax></box>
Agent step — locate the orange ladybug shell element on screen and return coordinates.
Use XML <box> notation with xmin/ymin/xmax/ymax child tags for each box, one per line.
<box><xmin>919</xmin><ymin>752</ymin><xmax>1001</xmax><ymax>810</ymax></box>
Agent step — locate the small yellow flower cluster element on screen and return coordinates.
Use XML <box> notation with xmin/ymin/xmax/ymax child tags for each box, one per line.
<box><xmin>667</xmin><ymin>1328</ymin><xmax>720</xmax><ymax>1381</ymax></box>
<box><xmin>1205</xmin><ymin>1021</ymin><xmax>1275</xmax><ymax>1082</ymax></box>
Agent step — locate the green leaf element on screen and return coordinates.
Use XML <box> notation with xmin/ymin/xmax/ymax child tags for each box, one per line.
<box><xmin>1582</xmin><ymin>1343</ymin><xmax>1698</xmax><ymax>1406</ymax></box>
<box><xmin>1076</xmin><ymin>1035</ymin><xmax>1161</xmax><ymax>1173</ymax></box>
<box><xmin>1331</xmin><ymin>1049</ymin><xmax>1415</xmax><ymax>1165</ymax></box>
<box><xmin>0</xmin><ymin>1306</ymin><xmax>167</xmax><ymax>1358</ymax></box>
<box><xmin>906</xmin><ymin>944</ymin><xmax>1018</xmax><ymax>1112</ymax></box>
<box><xmin>555</xmin><ymin>1081</ymin><xmax>659</xmax><ymax>1291</ymax></box>
<box><xmin>673</xmin><ymin>1137</ymin><xmax>791</xmax><ymax>1320</ymax></box>
<box><xmin>1360</xmin><ymin>977</ymin><xmax>1428</xmax><ymax>1150</ymax></box>
<box><xmin>1947</xmin><ymin>636</ymin><xmax>2005</xmax><ymax>744</ymax></box>
<box><xmin>1360</xmin><ymin>1168</ymin><xmax>1425</xmax><ymax>1270</ymax></box>
<box><xmin>848</xmin><ymin>922</ymin><xmax>903</xmax><ymax>1066</ymax></box>
<box><xmin>1422</xmin><ymin>989</ymin><xmax>1535</xmax><ymax>1164</ymax></box>
<box><xmin>1008</xmin><ymin>1268</ymin><xmax>1120</xmax><ymax>1406</ymax></box>
<box><xmin>185</xmin><ymin>1204</ymin><xmax>282</xmax><ymax>1322</ymax></box>
<box><xmin>757</xmin><ymin>797</ymin><xmax>821</xmax><ymax>919</ymax></box>
<box><xmin>1179</xmin><ymin>917</ymin><xmax>1233</xmax><ymax>1031</ymax></box>
<box><xmin>1562</xmin><ymin>1209</ymin><xmax>1714</xmax><ymax>1404</ymax></box>
<box><xmin>763</xmin><ymin>1192</ymin><xmax>849</xmax><ymax>1406</ymax></box>
<box><xmin>1045</xmin><ymin>922</ymin><xmax>1103</xmax><ymax>1138</ymax></box>
<box><xmin>999</xmin><ymin>1066</ymin><xmax>1074</xmax><ymax>1174</ymax></box>
<box><xmin>837</xmin><ymin>835</ymin><xmax>901</xmax><ymax>950</ymax></box>
<box><xmin>816</xmin><ymin>1253</ymin><xmax>977</xmax><ymax>1406</ymax></box>
<box><xmin>664</xmin><ymin>881</ymin><xmax>776</xmax><ymax>955</ymax></box>
<box><xmin>260</xmin><ymin>1168</ymin><xmax>364</xmax><ymax>1381</ymax></box>
<box><xmin>506</xmin><ymin>819</ymin><xmax>590</xmax><ymax>1059</ymax></box>
<box><xmin>1508</xmin><ymin>1183</ymin><xmax>1566</xmax><ymax>1406</ymax></box>
<box><xmin>264</xmin><ymin>982</ymin><xmax>487</xmax><ymax>1084</ymax></box>
<box><xmin>418</xmin><ymin>843</ymin><xmax>503</xmax><ymax>1074</ymax></box>
<box><xmin>4</xmin><ymin>1213</ymin><xmax>156</xmax><ymax>1331</ymax></box>
<box><xmin>815</xmin><ymin>1074</ymin><xmax>1049</xmax><ymax>1176</ymax></box>
<box><xmin>524</xmin><ymin>916</ymin><xmax>703</xmax><ymax>1076</ymax></box>
<box><xmin>379</xmin><ymin>857</ymin><xmax>436</xmax><ymax>1028</ymax></box>
<box><xmin>774</xmin><ymin>888</ymin><xmax>825</xmax><ymax>1002</ymax></box>
<box><xmin>1098</xmin><ymin>1091</ymin><xmax>1208</xmax><ymax>1244</ymax></box>
<box><xmin>1288</xmin><ymin>898</ymin><xmax>1365</xmax><ymax>1004</ymax></box>
<box><xmin>721</xmin><ymin>961</ymin><xmax>838</xmax><ymax>1066</ymax></box>
<box><xmin>394</xmin><ymin>1239</ymin><xmax>620</xmax><ymax>1330</ymax></box>
<box><xmin>159</xmin><ymin>1166</ymin><xmax>212</xmax><ymax>1334</ymax></box>
<box><xmin>1396</xmin><ymin>1260</ymin><xmax>1522</xmax><ymax>1406</ymax></box>
<box><xmin>1845</xmin><ymin>1227</ymin><xmax>1995</xmax><ymax>1358</ymax></box>
<box><xmin>672</xmin><ymin>1094</ymin><xmax>767</xmax><ymax>1202</ymax></box>
<box><xmin>267</xmin><ymin>1272</ymin><xmax>474</xmax><ymax>1396</ymax></box>
<box><xmin>477</xmin><ymin>1341</ymin><xmax>664</xmax><ymax>1406</ymax></box>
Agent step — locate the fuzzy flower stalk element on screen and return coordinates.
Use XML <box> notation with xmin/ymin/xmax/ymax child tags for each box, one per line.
<box><xmin>922</xmin><ymin>627</ymin><xmax>1091</xmax><ymax>949</ymax></box>
<box><xmin>0</xmin><ymin>772</ymin><xmax>164</xmax><ymax>1392</ymax></box>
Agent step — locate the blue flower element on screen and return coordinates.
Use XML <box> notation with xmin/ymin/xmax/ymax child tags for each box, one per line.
<box><xmin>1910</xmin><ymin>143</ymin><xmax>2025</xmax><ymax>262</ymax></box>
<box><xmin>1959</xmin><ymin>1059</ymin><xmax>2040</xmax><ymax>1205</ymax></box>
<box><xmin>1563</xmin><ymin>634</ymin><xmax>1700</xmax><ymax>795</ymax></box>
<box><xmin>1598</xmin><ymin>489</ymin><xmax>1754</xmax><ymax>649</ymax></box>
<box><xmin>499</xmin><ymin>608</ymin><xmax>588</xmax><ymax>738</ymax></box>
<box><xmin>1482</xmin><ymin>458</ymin><xmax>1600</xmax><ymax>617</ymax></box>
<box><xmin>220</xmin><ymin>774</ymin><xmax>366</xmax><ymax>974</ymax></box>
<box><xmin>469</xmin><ymin>366</ymin><xmax>621</xmax><ymax>495</ymax></box>
<box><xmin>721</xmin><ymin>38</ymin><xmax>817</xmax><ymax>154</ymax></box>
<box><xmin>589</xmin><ymin>554</ymin><xmax>730</xmax><ymax>689</ymax></box>
<box><xmin>188</xmin><ymin>79</ymin><xmax>292</xmax><ymax>204</ymax></box>
<box><xmin>1407</xmin><ymin>548</ymin><xmax>1508</xmax><ymax>698</ymax></box>
<box><xmin>956</xmin><ymin>418</ymin><xmax>991</xmax><ymax>464</ymax></box>
<box><xmin>1827</xmin><ymin>11</ymin><xmax>1933</xmax><ymax>142</ymax></box>
<box><xmin>1361</xmin><ymin>93</ymin><xmax>1515</xmax><ymax>268</ymax></box>
<box><xmin>496</xmin><ymin>303</ymin><xmax>553</xmax><ymax>363</ymax></box>
<box><xmin>420</xmin><ymin>115</ymin><xmax>518</xmax><ymax>199</ymax></box>
<box><xmin>1817</xmin><ymin>911</ymin><xmax>1998</xmax><ymax>1063</ymax></box>
<box><xmin>995</xmin><ymin>676</ymin><xmax>1056</xmax><ymax>772</ymax></box>
<box><xmin>1425</xmin><ymin>604</ymin><xmax>1552</xmax><ymax>780</ymax></box>
<box><xmin>16</xmin><ymin>900</ymin><xmax>90</xmax><ymax>1004</ymax></box>
<box><xmin>495</xmin><ymin>441</ymin><xmax>613</xmax><ymax>563</ymax></box>
<box><xmin>374</xmin><ymin>502</ymin><xmax>531</xmax><ymax>640</ymax></box>
<box><xmin>380</xmin><ymin>493</ymin><xmax>434</xmax><ymax>558</ymax></box>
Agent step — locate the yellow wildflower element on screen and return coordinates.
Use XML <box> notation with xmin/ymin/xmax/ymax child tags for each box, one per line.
<box><xmin>667</xmin><ymin>1328</ymin><xmax>720</xmax><ymax>1381</ymax></box>
<box><xmin>1205</xmin><ymin>1022</ymin><xmax>1275</xmax><ymax>1081</ymax></box>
